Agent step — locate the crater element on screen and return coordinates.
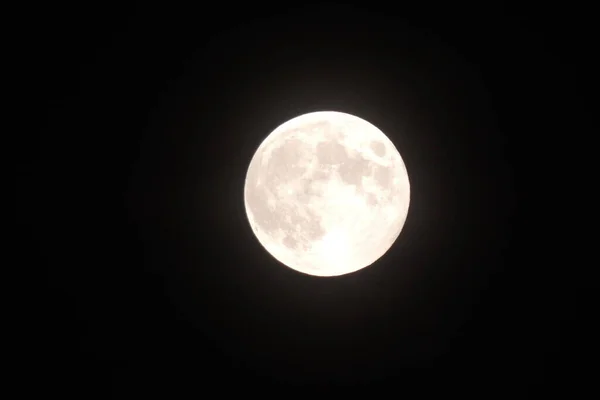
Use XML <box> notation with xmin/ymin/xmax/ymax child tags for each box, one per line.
<box><xmin>370</xmin><ymin>140</ymin><xmax>386</xmax><ymax>157</ymax></box>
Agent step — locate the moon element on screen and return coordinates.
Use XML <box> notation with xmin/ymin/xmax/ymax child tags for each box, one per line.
<box><xmin>244</xmin><ymin>111</ymin><xmax>410</xmax><ymax>277</ymax></box>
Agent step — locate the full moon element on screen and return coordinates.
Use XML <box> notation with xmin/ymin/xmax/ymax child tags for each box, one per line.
<box><xmin>244</xmin><ymin>111</ymin><xmax>410</xmax><ymax>277</ymax></box>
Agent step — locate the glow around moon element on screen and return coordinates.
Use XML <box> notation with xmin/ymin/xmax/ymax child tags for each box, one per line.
<box><xmin>244</xmin><ymin>111</ymin><xmax>410</xmax><ymax>277</ymax></box>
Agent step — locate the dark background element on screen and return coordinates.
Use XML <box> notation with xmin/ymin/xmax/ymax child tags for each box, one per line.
<box><xmin>19</xmin><ymin>2</ymin><xmax>589</xmax><ymax>396</ymax></box>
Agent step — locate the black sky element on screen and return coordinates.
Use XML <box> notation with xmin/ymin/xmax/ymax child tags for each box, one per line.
<box><xmin>20</xmin><ymin>2</ymin><xmax>589</xmax><ymax>396</ymax></box>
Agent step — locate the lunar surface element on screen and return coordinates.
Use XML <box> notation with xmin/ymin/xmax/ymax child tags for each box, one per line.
<box><xmin>244</xmin><ymin>111</ymin><xmax>410</xmax><ymax>277</ymax></box>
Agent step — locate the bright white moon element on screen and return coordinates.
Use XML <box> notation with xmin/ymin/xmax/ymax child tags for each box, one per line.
<box><xmin>244</xmin><ymin>111</ymin><xmax>410</xmax><ymax>277</ymax></box>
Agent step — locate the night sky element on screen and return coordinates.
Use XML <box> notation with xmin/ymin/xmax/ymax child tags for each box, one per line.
<box><xmin>21</xmin><ymin>3</ymin><xmax>588</xmax><ymax>396</ymax></box>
